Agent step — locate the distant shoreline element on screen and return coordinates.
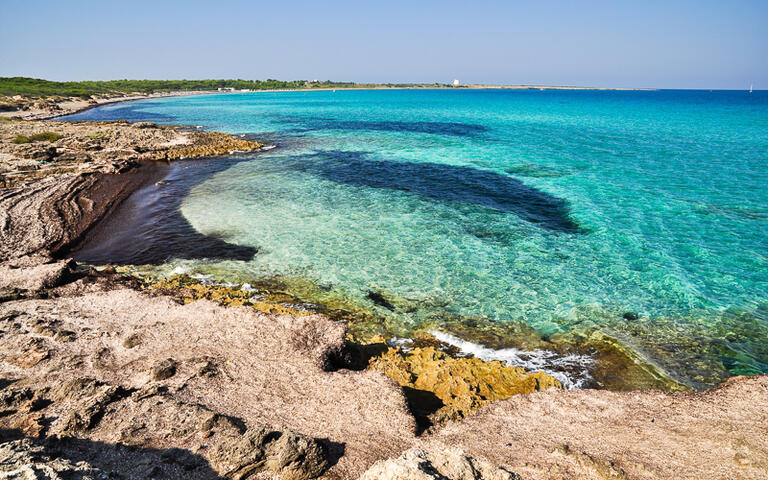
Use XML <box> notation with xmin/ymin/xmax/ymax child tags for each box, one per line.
<box><xmin>0</xmin><ymin>90</ymin><xmax>228</xmax><ymax>121</ymax></box>
<box><xmin>17</xmin><ymin>85</ymin><xmax>657</xmax><ymax>121</ymax></box>
<box><xmin>3</xmin><ymin>85</ymin><xmax>660</xmax><ymax>121</ymax></box>
<box><xmin>230</xmin><ymin>84</ymin><xmax>657</xmax><ymax>93</ymax></box>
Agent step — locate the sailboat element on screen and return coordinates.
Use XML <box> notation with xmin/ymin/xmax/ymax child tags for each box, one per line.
<box><xmin>749</xmin><ymin>84</ymin><xmax>753</xmax><ymax>93</ymax></box>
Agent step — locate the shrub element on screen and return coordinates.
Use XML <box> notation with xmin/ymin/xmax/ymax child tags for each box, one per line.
<box><xmin>11</xmin><ymin>131</ymin><xmax>62</xmax><ymax>144</ymax></box>
<box><xmin>89</xmin><ymin>131</ymin><xmax>110</xmax><ymax>140</ymax></box>
<box><xmin>29</xmin><ymin>131</ymin><xmax>62</xmax><ymax>142</ymax></box>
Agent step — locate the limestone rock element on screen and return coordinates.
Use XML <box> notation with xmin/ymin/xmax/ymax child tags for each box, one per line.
<box><xmin>0</xmin><ymin>258</ymin><xmax>75</xmax><ymax>292</ymax></box>
<box><xmin>359</xmin><ymin>447</ymin><xmax>520</xmax><ymax>480</ymax></box>
<box><xmin>132</xmin><ymin>121</ymin><xmax>157</xmax><ymax>129</ymax></box>
<box><xmin>0</xmin><ymin>439</ymin><xmax>109</xmax><ymax>480</ymax></box>
<box><xmin>209</xmin><ymin>426</ymin><xmax>328</xmax><ymax>480</ymax></box>
<box><xmin>122</xmin><ymin>333</ymin><xmax>141</xmax><ymax>348</ymax></box>
<box><xmin>49</xmin><ymin>378</ymin><xmax>129</xmax><ymax>434</ymax></box>
<box><xmin>149</xmin><ymin>358</ymin><xmax>177</xmax><ymax>381</ymax></box>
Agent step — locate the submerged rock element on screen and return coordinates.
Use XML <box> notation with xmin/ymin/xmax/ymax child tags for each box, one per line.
<box><xmin>368</xmin><ymin>346</ymin><xmax>561</xmax><ymax>422</ymax></box>
<box><xmin>359</xmin><ymin>447</ymin><xmax>520</xmax><ymax>480</ymax></box>
<box><xmin>144</xmin><ymin>274</ymin><xmax>311</xmax><ymax>316</ymax></box>
<box><xmin>367</xmin><ymin>290</ymin><xmax>396</xmax><ymax>311</ymax></box>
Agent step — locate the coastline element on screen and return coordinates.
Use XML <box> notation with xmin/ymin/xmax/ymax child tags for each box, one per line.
<box><xmin>0</xmin><ymin>105</ymin><xmax>766</xmax><ymax>478</ymax></box>
<box><xmin>1</xmin><ymin>83</ymin><xmax>657</xmax><ymax>122</ymax></box>
<box><xmin>0</xmin><ymin>90</ymin><xmax>228</xmax><ymax>121</ymax></box>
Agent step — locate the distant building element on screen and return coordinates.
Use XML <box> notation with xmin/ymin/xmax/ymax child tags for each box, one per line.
<box><xmin>453</xmin><ymin>79</ymin><xmax>460</xmax><ymax>87</ymax></box>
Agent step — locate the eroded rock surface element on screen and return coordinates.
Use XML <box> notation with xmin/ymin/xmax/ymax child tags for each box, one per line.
<box><xmin>0</xmin><ymin>439</ymin><xmax>109</xmax><ymax>480</ymax></box>
<box><xmin>0</xmin><ymin>279</ymin><xmax>416</xmax><ymax>479</ymax></box>
<box><xmin>358</xmin><ymin>447</ymin><xmax>520</xmax><ymax>480</ymax></box>
<box><xmin>0</xmin><ymin>266</ymin><xmax>766</xmax><ymax>479</ymax></box>
<box><xmin>210</xmin><ymin>427</ymin><xmax>328</xmax><ymax>480</ymax></box>
<box><xmin>434</xmin><ymin>375</ymin><xmax>768</xmax><ymax>480</ymax></box>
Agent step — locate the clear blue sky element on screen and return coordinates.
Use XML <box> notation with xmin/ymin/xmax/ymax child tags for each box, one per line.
<box><xmin>1</xmin><ymin>0</ymin><xmax>766</xmax><ymax>89</ymax></box>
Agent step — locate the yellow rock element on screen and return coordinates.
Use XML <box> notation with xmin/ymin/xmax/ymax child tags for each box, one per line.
<box><xmin>143</xmin><ymin>274</ymin><xmax>309</xmax><ymax>317</ymax></box>
<box><xmin>368</xmin><ymin>346</ymin><xmax>561</xmax><ymax>421</ymax></box>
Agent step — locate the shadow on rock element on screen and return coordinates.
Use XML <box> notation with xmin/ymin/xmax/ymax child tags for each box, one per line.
<box><xmin>0</xmin><ymin>428</ymin><xmax>227</xmax><ymax>479</ymax></box>
<box><xmin>402</xmin><ymin>387</ymin><xmax>445</xmax><ymax>435</ymax></box>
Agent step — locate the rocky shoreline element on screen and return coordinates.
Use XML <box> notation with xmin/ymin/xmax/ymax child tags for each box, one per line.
<box><xmin>0</xmin><ymin>111</ymin><xmax>766</xmax><ymax>479</ymax></box>
<box><xmin>0</xmin><ymin>90</ymin><xmax>224</xmax><ymax>122</ymax></box>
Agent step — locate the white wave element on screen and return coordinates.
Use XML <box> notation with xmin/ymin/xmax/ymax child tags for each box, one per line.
<box><xmin>191</xmin><ymin>273</ymin><xmax>215</xmax><ymax>285</ymax></box>
<box><xmin>168</xmin><ymin>266</ymin><xmax>188</xmax><ymax>276</ymax></box>
<box><xmin>429</xmin><ymin>331</ymin><xmax>595</xmax><ymax>390</ymax></box>
<box><xmin>387</xmin><ymin>337</ymin><xmax>414</xmax><ymax>351</ymax></box>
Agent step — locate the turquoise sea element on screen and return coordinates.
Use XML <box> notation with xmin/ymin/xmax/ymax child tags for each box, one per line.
<box><xmin>63</xmin><ymin>89</ymin><xmax>768</xmax><ymax>389</ymax></box>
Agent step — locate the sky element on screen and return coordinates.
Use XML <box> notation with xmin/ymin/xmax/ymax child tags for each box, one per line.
<box><xmin>1</xmin><ymin>0</ymin><xmax>766</xmax><ymax>89</ymax></box>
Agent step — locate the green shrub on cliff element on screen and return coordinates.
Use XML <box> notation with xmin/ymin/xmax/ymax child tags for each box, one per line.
<box><xmin>12</xmin><ymin>131</ymin><xmax>62</xmax><ymax>144</ymax></box>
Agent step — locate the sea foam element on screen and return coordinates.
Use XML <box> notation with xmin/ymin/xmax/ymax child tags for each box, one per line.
<box><xmin>429</xmin><ymin>331</ymin><xmax>595</xmax><ymax>390</ymax></box>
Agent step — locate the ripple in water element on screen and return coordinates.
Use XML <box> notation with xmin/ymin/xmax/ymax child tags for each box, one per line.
<box><xmin>66</xmin><ymin>89</ymin><xmax>768</xmax><ymax>389</ymax></box>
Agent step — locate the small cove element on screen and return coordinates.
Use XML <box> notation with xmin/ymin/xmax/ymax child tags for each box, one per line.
<box><xmin>63</xmin><ymin>89</ymin><xmax>768</xmax><ymax>389</ymax></box>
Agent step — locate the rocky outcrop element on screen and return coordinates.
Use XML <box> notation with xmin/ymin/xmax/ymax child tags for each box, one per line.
<box><xmin>1</xmin><ymin>265</ymin><xmax>767</xmax><ymax>479</ymax></box>
<box><xmin>0</xmin><ymin>120</ymin><xmax>261</xmax><ymax>185</ymax></box>
<box><xmin>358</xmin><ymin>447</ymin><xmax>520</xmax><ymax>480</ymax></box>
<box><xmin>0</xmin><ymin>274</ymin><xmax>416</xmax><ymax>479</ymax></box>
<box><xmin>0</xmin><ymin>120</ymin><xmax>262</xmax><ymax>261</ymax></box>
<box><xmin>210</xmin><ymin>427</ymin><xmax>328</xmax><ymax>480</ymax></box>
<box><xmin>0</xmin><ymin>375</ymin><xmax>329</xmax><ymax>479</ymax></box>
<box><xmin>0</xmin><ymin>171</ymin><xmax>149</xmax><ymax>260</ymax></box>
<box><xmin>368</xmin><ymin>345</ymin><xmax>560</xmax><ymax>422</ymax></box>
<box><xmin>434</xmin><ymin>375</ymin><xmax>768</xmax><ymax>480</ymax></box>
<box><xmin>0</xmin><ymin>439</ymin><xmax>109</xmax><ymax>480</ymax></box>
<box><xmin>0</xmin><ymin>257</ymin><xmax>75</xmax><ymax>291</ymax></box>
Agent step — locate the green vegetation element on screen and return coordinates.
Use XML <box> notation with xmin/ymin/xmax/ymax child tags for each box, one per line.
<box><xmin>12</xmin><ymin>131</ymin><xmax>62</xmax><ymax>144</ymax></box>
<box><xmin>89</xmin><ymin>130</ymin><xmax>111</xmax><ymax>140</ymax></box>
<box><xmin>0</xmin><ymin>77</ymin><xmax>449</xmax><ymax>98</ymax></box>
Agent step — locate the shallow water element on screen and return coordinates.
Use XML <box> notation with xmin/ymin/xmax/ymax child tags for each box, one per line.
<box><xmin>64</xmin><ymin>89</ymin><xmax>768</xmax><ymax>388</ymax></box>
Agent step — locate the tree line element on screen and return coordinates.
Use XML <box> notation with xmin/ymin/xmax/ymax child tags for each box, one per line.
<box><xmin>0</xmin><ymin>77</ymin><xmax>447</xmax><ymax>98</ymax></box>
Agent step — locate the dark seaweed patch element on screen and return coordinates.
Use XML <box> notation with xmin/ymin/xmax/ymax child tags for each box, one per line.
<box><xmin>290</xmin><ymin>150</ymin><xmax>581</xmax><ymax>233</ymax></box>
<box><xmin>505</xmin><ymin>163</ymin><xmax>569</xmax><ymax>178</ymax></box>
<box><xmin>270</xmin><ymin>114</ymin><xmax>489</xmax><ymax>138</ymax></box>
